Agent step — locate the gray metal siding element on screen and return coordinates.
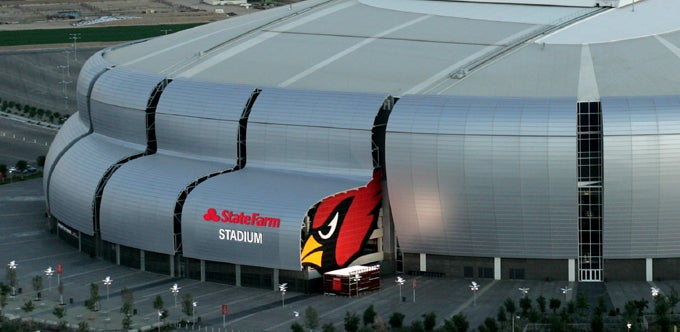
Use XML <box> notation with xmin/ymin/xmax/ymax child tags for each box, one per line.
<box><xmin>100</xmin><ymin>155</ymin><xmax>230</xmax><ymax>254</ymax></box>
<box><xmin>44</xmin><ymin>114</ymin><xmax>90</xmax><ymax>199</ymax></box>
<box><xmin>603</xmin><ymin>96</ymin><xmax>680</xmax><ymax>258</ymax></box>
<box><xmin>48</xmin><ymin>134</ymin><xmax>144</xmax><ymax>235</ymax></box>
<box><xmin>90</xmin><ymin>67</ymin><xmax>165</xmax><ymax>144</ymax></box>
<box><xmin>247</xmin><ymin>88</ymin><xmax>384</xmax><ymax>174</ymax></box>
<box><xmin>182</xmin><ymin>168</ymin><xmax>366</xmax><ymax>270</ymax></box>
<box><xmin>155</xmin><ymin>80</ymin><xmax>254</xmax><ymax>159</ymax></box>
<box><xmin>386</xmin><ymin>95</ymin><xmax>577</xmax><ymax>258</ymax></box>
<box><xmin>76</xmin><ymin>51</ymin><xmax>111</xmax><ymax>126</ymax></box>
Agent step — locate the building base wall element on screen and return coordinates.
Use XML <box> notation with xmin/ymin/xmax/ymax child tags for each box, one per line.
<box><xmin>604</xmin><ymin>259</ymin><xmax>645</xmax><ymax>281</ymax></box>
<box><xmin>403</xmin><ymin>253</ymin><xmax>570</xmax><ymax>280</ymax></box>
<box><xmin>652</xmin><ymin>258</ymin><xmax>680</xmax><ymax>281</ymax></box>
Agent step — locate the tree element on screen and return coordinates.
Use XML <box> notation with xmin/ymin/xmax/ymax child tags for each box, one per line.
<box><xmin>305</xmin><ymin>306</ymin><xmax>320</xmax><ymax>331</ymax></box>
<box><xmin>519</xmin><ymin>296</ymin><xmax>532</xmax><ymax>315</ymax></box>
<box><xmin>654</xmin><ymin>294</ymin><xmax>672</xmax><ymax>332</ymax></box>
<box><xmin>549</xmin><ymin>298</ymin><xmax>561</xmax><ymax>313</ymax></box>
<box><xmin>77</xmin><ymin>321</ymin><xmax>89</xmax><ymax>332</ymax></box>
<box><xmin>321</xmin><ymin>322</ymin><xmax>336</xmax><ymax>332</ymax></box>
<box><xmin>409</xmin><ymin>319</ymin><xmax>425</xmax><ymax>332</ymax></box>
<box><xmin>0</xmin><ymin>284</ymin><xmax>9</xmax><ymax>315</ymax></box>
<box><xmin>122</xmin><ymin>314</ymin><xmax>133</xmax><ymax>329</ymax></box>
<box><xmin>15</xmin><ymin>160</ymin><xmax>27</xmax><ymax>179</ymax></box>
<box><xmin>0</xmin><ymin>164</ymin><xmax>7</xmax><ymax>181</ymax></box>
<box><xmin>290</xmin><ymin>321</ymin><xmax>304</xmax><ymax>332</ymax></box>
<box><xmin>389</xmin><ymin>312</ymin><xmax>405</xmax><ymax>329</ymax></box>
<box><xmin>422</xmin><ymin>311</ymin><xmax>437</xmax><ymax>331</ymax></box>
<box><xmin>181</xmin><ymin>293</ymin><xmax>194</xmax><ymax>318</ymax></box>
<box><xmin>85</xmin><ymin>283</ymin><xmax>99</xmax><ymax>311</ymax></box>
<box><xmin>153</xmin><ymin>294</ymin><xmax>164</xmax><ymax>310</ymax></box>
<box><xmin>21</xmin><ymin>299</ymin><xmax>34</xmax><ymax>313</ymax></box>
<box><xmin>53</xmin><ymin>305</ymin><xmax>66</xmax><ymax>320</ymax></box>
<box><xmin>669</xmin><ymin>286</ymin><xmax>679</xmax><ymax>314</ymax></box>
<box><xmin>497</xmin><ymin>305</ymin><xmax>507</xmax><ymax>323</ymax></box>
<box><xmin>504</xmin><ymin>297</ymin><xmax>516</xmax><ymax>317</ymax></box>
<box><xmin>121</xmin><ymin>287</ymin><xmax>134</xmax><ymax>317</ymax></box>
<box><xmin>344</xmin><ymin>311</ymin><xmax>360</xmax><ymax>332</ymax></box>
<box><xmin>536</xmin><ymin>295</ymin><xmax>547</xmax><ymax>313</ymax></box>
<box><xmin>32</xmin><ymin>275</ymin><xmax>43</xmax><ymax>300</ymax></box>
<box><xmin>36</xmin><ymin>156</ymin><xmax>46</xmax><ymax>169</ymax></box>
<box><xmin>363</xmin><ymin>304</ymin><xmax>376</xmax><ymax>326</ymax></box>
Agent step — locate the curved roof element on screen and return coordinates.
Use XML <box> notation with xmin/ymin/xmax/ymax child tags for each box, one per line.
<box><xmin>99</xmin><ymin>0</ymin><xmax>680</xmax><ymax>100</ymax></box>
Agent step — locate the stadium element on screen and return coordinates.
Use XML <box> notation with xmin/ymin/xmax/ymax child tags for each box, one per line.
<box><xmin>43</xmin><ymin>0</ymin><xmax>680</xmax><ymax>291</ymax></box>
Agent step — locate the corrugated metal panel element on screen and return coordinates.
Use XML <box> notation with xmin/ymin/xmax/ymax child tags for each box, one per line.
<box><xmin>76</xmin><ymin>51</ymin><xmax>112</xmax><ymax>126</ymax></box>
<box><xmin>90</xmin><ymin>67</ymin><xmax>165</xmax><ymax>144</ymax></box>
<box><xmin>100</xmin><ymin>154</ymin><xmax>231</xmax><ymax>254</ymax></box>
<box><xmin>603</xmin><ymin>96</ymin><xmax>680</xmax><ymax>258</ymax></box>
<box><xmin>155</xmin><ymin>80</ymin><xmax>255</xmax><ymax>159</ymax></box>
<box><xmin>48</xmin><ymin>134</ymin><xmax>144</xmax><ymax>235</ymax></box>
<box><xmin>386</xmin><ymin>95</ymin><xmax>577</xmax><ymax>258</ymax></box>
<box><xmin>182</xmin><ymin>168</ymin><xmax>366</xmax><ymax>270</ymax></box>
<box><xmin>247</xmin><ymin>88</ymin><xmax>384</xmax><ymax>174</ymax></box>
<box><xmin>44</xmin><ymin>114</ymin><xmax>90</xmax><ymax>199</ymax></box>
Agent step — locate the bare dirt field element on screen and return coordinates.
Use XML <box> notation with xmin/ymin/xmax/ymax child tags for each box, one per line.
<box><xmin>0</xmin><ymin>0</ymin><xmax>259</xmax><ymax>30</ymax></box>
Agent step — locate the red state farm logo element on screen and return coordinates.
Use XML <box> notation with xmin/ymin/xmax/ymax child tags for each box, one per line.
<box><xmin>203</xmin><ymin>208</ymin><xmax>280</xmax><ymax>228</ymax></box>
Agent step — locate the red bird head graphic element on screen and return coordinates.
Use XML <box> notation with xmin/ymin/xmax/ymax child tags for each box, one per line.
<box><xmin>301</xmin><ymin>170</ymin><xmax>382</xmax><ymax>272</ymax></box>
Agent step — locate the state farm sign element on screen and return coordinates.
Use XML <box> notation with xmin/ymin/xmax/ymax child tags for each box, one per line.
<box><xmin>203</xmin><ymin>208</ymin><xmax>280</xmax><ymax>244</ymax></box>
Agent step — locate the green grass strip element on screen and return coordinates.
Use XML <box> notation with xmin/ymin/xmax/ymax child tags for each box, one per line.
<box><xmin>0</xmin><ymin>23</ymin><xmax>204</xmax><ymax>46</ymax></box>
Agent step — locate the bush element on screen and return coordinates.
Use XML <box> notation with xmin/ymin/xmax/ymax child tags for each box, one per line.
<box><xmin>388</xmin><ymin>312</ymin><xmax>405</xmax><ymax>329</ymax></box>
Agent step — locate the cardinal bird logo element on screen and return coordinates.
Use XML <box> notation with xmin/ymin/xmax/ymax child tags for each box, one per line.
<box><xmin>301</xmin><ymin>169</ymin><xmax>382</xmax><ymax>272</ymax></box>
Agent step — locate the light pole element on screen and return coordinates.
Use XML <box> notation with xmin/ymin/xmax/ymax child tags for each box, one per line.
<box><xmin>7</xmin><ymin>260</ymin><xmax>17</xmax><ymax>296</ymax></box>
<box><xmin>561</xmin><ymin>286</ymin><xmax>572</xmax><ymax>302</ymax></box>
<box><xmin>45</xmin><ymin>267</ymin><xmax>54</xmax><ymax>294</ymax></box>
<box><xmin>651</xmin><ymin>286</ymin><xmax>660</xmax><ymax>297</ymax></box>
<box><xmin>627</xmin><ymin>322</ymin><xmax>632</xmax><ymax>332</ymax></box>
<box><xmin>279</xmin><ymin>283</ymin><xmax>287</xmax><ymax>308</ymax></box>
<box><xmin>102</xmin><ymin>276</ymin><xmax>112</xmax><ymax>302</ymax></box>
<box><xmin>352</xmin><ymin>273</ymin><xmax>361</xmax><ymax>297</ymax></box>
<box><xmin>170</xmin><ymin>283</ymin><xmax>180</xmax><ymax>308</ymax></box>
<box><xmin>396</xmin><ymin>276</ymin><xmax>405</xmax><ymax>302</ymax></box>
<box><xmin>469</xmin><ymin>281</ymin><xmax>480</xmax><ymax>306</ymax></box>
<box><xmin>192</xmin><ymin>301</ymin><xmax>197</xmax><ymax>324</ymax></box>
<box><xmin>519</xmin><ymin>287</ymin><xmax>529</xmax><ymax>298</ymax></box>
<box><xmin>69</xmin><ymin>33</ymin><xmax>81</xmax><ymax>61</ymax></box>
<box><xmin>512</xmin><ymin>314</ymin><xmax>519</xmax><ymax>332</ymax></box>
<box><xmin>158</xmin><ymin>310</ymin><xmax>162</xmax><ymax>332</ymax></box>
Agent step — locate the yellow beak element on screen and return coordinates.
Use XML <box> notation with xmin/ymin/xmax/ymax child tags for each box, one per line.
<box><xmin>301</xmin><ymin>236</ymin><xmax>323</xmax><ymax>268</ymax></box>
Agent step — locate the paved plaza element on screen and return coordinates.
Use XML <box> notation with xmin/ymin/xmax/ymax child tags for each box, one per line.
<box><xmin>0</xmin><ymin>179</ymin><xmax>671</xmax><ymax>331</ymax></box>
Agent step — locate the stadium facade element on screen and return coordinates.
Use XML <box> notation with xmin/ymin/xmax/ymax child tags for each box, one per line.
<box><xmin>44</xmin><ymin>0</ymin><xmax>680</xmax><ymax>289</ymax></box>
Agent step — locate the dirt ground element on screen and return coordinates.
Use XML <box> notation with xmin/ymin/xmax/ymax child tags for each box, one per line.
<box><xmin>0</xmin><ymin>0</ymin><xmax>264</xmax><ymax>31</ymax></box>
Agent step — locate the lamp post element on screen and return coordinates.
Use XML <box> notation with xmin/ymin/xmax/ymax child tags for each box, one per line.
<box><xmin>627</xmin><ymin>322</ymin><xmax>632</xmax><ymax>332</ymax></box>
<box><xmin>158</xmin><ymin>310</ymin><xmax>163</xmax><ymax>332</ymax></box>
<box><xmin>561</xmin><ymin>286</ymin><xmax>572</xmax><ymax>302</ymax></box>
<box><xmin>651</xmin><ymin>286</ymin><xmax>660</xmax><ymax>297</ymax></box>
<box><xmin>102</xmin><ymin>276</ymin><xmax>112</xmax><ymax>302</ymax></box>
<box><xmin>45</xmin><ymin>267</ymin><xmax>54</xmax><ymax>294</ymax></box>
<box><xmin>519</xmin><ymin>287</ymin><xmax>529</xmax><ymax>298</ymax></box>
<box><xmin>192</xmin><ymin>301</ymin><xmax>197</xmax><ymax>325</ymax></box>
<box><xmin>170</xmin><ymin>283</ymin><xmax>180</xmax><ymax>308</ymax></box>
<box><xmin>279</xmin><ymin>283</ymin><xmax>287</xmax><ymax>308</ymax></box>
<box><xmin>352</xmin><ymin>273</ymin><xmax>362</xmax><ymax>297</ymax></box>
<box><xmin>396</xmin><ymin>276</ymin><xmax>405</xmax><ymax>302</ymax></box>
<box><xmin>512</xmin><ymin>314</ymin><xmax>519</xmax><ymax>332</ymax></box>
<box><xmin>7</xmin><ymin>260</ymin><xmax>17</xmax><ymax>296</ymax></box>
<box><xmin>469</xmin><ymin>281</ymin><xmax>480</xmax><ymax>306</ymax></box>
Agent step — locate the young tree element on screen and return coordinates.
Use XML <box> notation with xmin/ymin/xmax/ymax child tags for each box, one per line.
<box><xmin>321</xmin><ymin>322</ymin><xmax>336</xmax><ymax>332</ymax></box>
<box><xmin>32</xmin><ymin>275</ymin><xmax>43</xmax><ymax>300</ymax></box>
<box><xmin>291</xmin><ymin>321</ymin><xmax>304</xmax><ymax>332</ymax></box>
<box><xmin>519</xmin><ymin>296</ymin><xmax>532</xmax><ymax>315</ymax></box>
<box><xmin>0</xmin><ymin>283</ymin><xmax>9</xmax><ymax>315</ymax></box>
<box><xmin>6</xmin><ymin>265</ymin><xmax>17</xmax><ymax>296</ymax></box>
<box><xmin>53</xmin><ymin>305</ymin><xmax>66</xmax><ymax>320</ymax></box>
<box><xmin>504</xmin><ymin>297</ymin><xmax>516</xmax><ymax>317</ymax></box>
<box><xmin>422</xmin><ymin>311</ymin><xmax>437</xmax><ymax>331</ymax></box>
<box><xmin>343</xmin><ymin>311</ymin><xmax>360</xmax><ymax>332</ymax></box>
<box><xmin>22</xmin><ymin>299</ymin><xmax>34</xmax><ymax>313</ymax></box>
<box><xmin>451</xmin><ymin>313</ymin><xmax>470</xmax><ymax>332</ymax></box>
<box><xmin>78</xmin><ymin>321</ymin><xmax>89</xmax><ymax>332</ymax></box>
<box><xmin>363</xmin><ymin>304</ymin><xmax>376</xmax><ymax>326</ymax></box>
<box><xmin>153</xmin><ymin>294</ymin><xmax>164</xmax><ymax>311</ymax></box>
<box><xmin>549</xmin><ymin>298</ymin><xmax>561</xmax><ymax>313</ymax></box>
<box><xmin>15</xmin><ymin>160</ymin><xmax>27</xmax><ymax>179</ymax></box>
<box><xmin>181</xmin><ymin>293</ymin><xmax>194</xmax><ymax>318</ymax></box>
<box><xmin>388</xmin><ymin>312</ymin><xmax>405</xmax><ymax>329</ymax></box>
<box><xmin>120</xmin><ymin>287</ymin><xmax>134</xmax><ymax>317</ymax></box>
<box><xmin>85</xmin><ymin>282</ymin><xmax>99</xmax><ymax>311</ymax></box>
<box><xmin>305</xmin><ymin>305</ymin><xmax>320</xmax><ymax>331</ymax></box>
<box><xmin>536</xmin><ymin>295</ymin><xmax>547</xmax><ymax>313</ymax></box>
<box><xmin>122</xmin><ymin>314</ymin><xmax>133</xmax><ymax>329</ymax></box>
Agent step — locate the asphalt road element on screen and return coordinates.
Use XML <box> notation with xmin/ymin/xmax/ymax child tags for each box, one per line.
<box><xmin>0</xmin><ymin>116</ymin><xmax>55</xmax><ymax>168</ymax></box>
